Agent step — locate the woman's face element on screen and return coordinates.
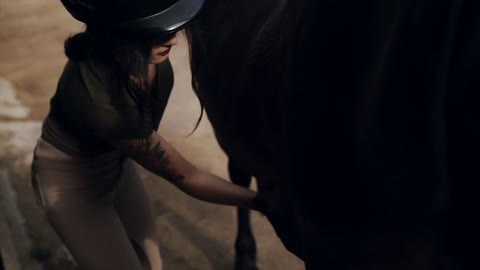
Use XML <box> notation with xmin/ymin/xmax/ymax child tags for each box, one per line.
<box><xmin>149</xmin><ymin>33</ymin><xmax>178</xmax><ymax>64</ymax></box>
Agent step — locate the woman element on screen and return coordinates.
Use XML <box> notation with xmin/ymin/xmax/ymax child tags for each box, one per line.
<box><xmin>31</xmin><ymin>1</ymin><xmax>263</xmax><ymax>269</ymax></box>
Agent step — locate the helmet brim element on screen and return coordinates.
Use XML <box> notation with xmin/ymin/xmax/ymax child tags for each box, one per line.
<box><xmin>111</xmin><ymin>0</ymin><xmax>204</xmax><ymax>35</ymax></box>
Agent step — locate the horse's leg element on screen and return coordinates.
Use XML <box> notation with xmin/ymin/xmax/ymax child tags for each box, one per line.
<box><xmin>228</xmin><ymin>158</ymin><xmax>258</xmax><ymax>270</ymax></box>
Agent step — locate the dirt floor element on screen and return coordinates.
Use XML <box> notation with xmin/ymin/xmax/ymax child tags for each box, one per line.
<box><xmin>0</xmin><ymin>1</ymin><xmax>303</xmax><ymax>269</ymax></box>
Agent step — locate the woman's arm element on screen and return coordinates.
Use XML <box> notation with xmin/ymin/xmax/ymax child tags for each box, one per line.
<box><xmin>106</xmin><ymin>131</ymin><xmax>260</xmax><ymax>210</ymax></box>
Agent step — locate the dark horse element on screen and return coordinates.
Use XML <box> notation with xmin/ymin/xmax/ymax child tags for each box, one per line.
<box><xmin>186</xmin><ymin>0</ymin><xmax>479</xmax><ymax>269</ymax></box>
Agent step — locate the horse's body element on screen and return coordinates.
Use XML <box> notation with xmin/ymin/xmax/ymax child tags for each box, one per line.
<box><xmin>187</xmin><ymin>1</ymin><xmax>479</xmax><ymax>269</ymax></box>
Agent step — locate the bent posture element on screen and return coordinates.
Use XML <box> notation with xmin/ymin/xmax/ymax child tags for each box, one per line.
<box><xmin>31</xmin><ymin>1</ymin><xmax>263</xmax><ymax>269</ymax></box>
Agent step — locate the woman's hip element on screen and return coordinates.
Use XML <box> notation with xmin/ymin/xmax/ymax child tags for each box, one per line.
<box><xmin>30</xmin><ymin>137</ymin><xmax>137</xmax><ymax>208</ymax></box>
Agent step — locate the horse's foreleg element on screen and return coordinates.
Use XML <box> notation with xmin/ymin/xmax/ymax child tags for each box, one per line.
<box><xmin>228</xmin><ymin>159</ymin><xmax>258</xmax><ymax>270</ymax></box>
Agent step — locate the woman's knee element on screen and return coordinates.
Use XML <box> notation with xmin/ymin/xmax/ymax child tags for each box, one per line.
<box><xmin>130</xmin><ymin>237</ymin><xmax>163</xmax><ymax>270</ymax></box>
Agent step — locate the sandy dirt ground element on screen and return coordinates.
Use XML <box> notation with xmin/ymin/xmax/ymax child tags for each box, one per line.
<box><xmin>0</xmin><ymin>1</ymin><xmax>303</xmax><ymax>269</ymax></box>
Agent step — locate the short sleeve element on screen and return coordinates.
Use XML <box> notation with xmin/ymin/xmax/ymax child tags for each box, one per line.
<box><xmin>55</xmin><ymin>60</ymin><xmax>153</xmax><ymax>140</ymax></box>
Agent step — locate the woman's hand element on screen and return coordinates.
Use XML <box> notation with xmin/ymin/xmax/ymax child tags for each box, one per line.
<box><xmin>251</xmin><ymin>192</ymin><xmax>269</xmax><ymax>214</ymax></box>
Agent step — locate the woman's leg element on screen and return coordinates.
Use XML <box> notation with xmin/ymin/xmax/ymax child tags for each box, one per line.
<box><xmin>31</xmin><ymin>140</ymin><xmax>146</xmax><ymax>270</ymax></box>
<box><xmin>113</xmin><ymin>159</ymin><xmax>163</xmax><ymax>270</ymax></box>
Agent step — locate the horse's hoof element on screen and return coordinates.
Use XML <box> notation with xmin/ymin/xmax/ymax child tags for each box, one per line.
<box><xmin>234</xmin><ymin>255</ymin><xmax>258</xmax><ymax>270</ymax></box>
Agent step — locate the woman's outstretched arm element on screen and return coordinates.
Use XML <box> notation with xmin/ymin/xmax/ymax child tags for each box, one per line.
<box><xmin>106</xmin><ymin>131</ymin><xmax>261</xmax><ymax>210</ymax></box>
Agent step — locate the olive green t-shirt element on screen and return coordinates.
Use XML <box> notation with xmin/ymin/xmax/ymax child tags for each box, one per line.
<box><xmin>41</xmin><ymin>58</ymin><xmax>174</xmax><ymax>157</ymax></box>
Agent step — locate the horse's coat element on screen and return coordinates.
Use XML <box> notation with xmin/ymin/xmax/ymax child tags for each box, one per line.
<box><xmin>187</xmin><ymin>1</ymin><xmax>480</xmax><ymax>269</ymax></box>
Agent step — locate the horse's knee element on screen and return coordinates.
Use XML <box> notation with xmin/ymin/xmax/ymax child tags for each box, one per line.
<box><xmin>235</xmin><ymin>230</ymin><xmax>256</xmax><ymax>253</ymax></box>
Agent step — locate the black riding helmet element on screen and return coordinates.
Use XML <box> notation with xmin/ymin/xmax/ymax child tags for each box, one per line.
<box><xmin>60</xmin><ymin>0</ymin><xmax>204</xmax><ymax>35</ymax></box>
